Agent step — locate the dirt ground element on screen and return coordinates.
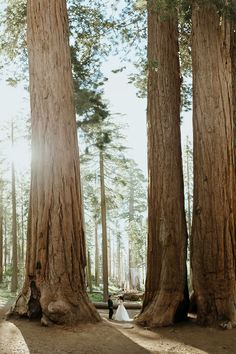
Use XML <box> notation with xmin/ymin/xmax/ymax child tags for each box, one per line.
<box><xmin>1</xmin><ymin>298</ymin><xmax>236</xmax><ymax>354</ymax></box>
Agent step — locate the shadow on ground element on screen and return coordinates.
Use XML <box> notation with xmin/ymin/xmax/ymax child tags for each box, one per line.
<box><xmin>0</xmin><ymin>302</ymin><xmax>148</xmax><ymax>354</ymax></box>
<box><xmin>0</xmin><ymin>300</ymin><xmax>236</xmax><ymax>354</ymax></box>
<box><xmin>100</xmin><ymin>308</ymin><xmax>236</xmax><ymax>354</ymax></box>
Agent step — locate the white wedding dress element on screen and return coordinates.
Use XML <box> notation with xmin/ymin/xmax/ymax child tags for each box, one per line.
<box><xmin>114</xmin><ymin>300</ymin><xmax>132</xmax><ymax>322</ymax></box>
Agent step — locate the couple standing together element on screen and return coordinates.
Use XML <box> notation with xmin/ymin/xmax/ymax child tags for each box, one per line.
<box><xmin>108</xmin><ymin>295</ymin><xmax>132</xmax><ymax>321</ymax></box>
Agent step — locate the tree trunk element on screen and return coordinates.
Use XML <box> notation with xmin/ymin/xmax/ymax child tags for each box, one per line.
<box><xmin>0</xmin><ymin>183</ymin><xmax>3</xmax><ymax>283</ymax></box>
<box><xmin>94</xmin><ymin>216</ymin><xmax>99</xmax><ymax>287</ymax></box>
<box><xmin>191</xmin><ymin>3</ymin><xmax>236</xmax><ymax>326</ymax></box>
<box><xmin>17</xmin><ymin>222</ymin><xmax>21</xmax><ymax>265</ymax></box>
<box><xmin>87</xmin><ymin>250</ymin><xmax>92</xmax><ymax>293</ymax></box>
<box><xmin>11</xmin><ymin>0</ymin><xmax>100</xmax><ymax>324</ymax></box>
<box><xmin>99</xmin><ymin>150</ymin><xmax>109</xmax><ymax>301</ymax></box>
<box><xmin>136</xmin><ymin>2</ymin><xmax>189</xmax><ymax>327</ymax></box>
<box><xmin>20</xmin><ymin>202</ymin><xmax>25</xmax><ymax>265</ymax></box>
<box><xmin>108</xmin><ymin>233</ymin><xmax>111</xmax><ymax>279</ymax></box>
<box><xmin>231</xmin><ymin>20</ymin><xmax>236</xmax><ymax>161</ymax></box>
<box><xmin>117</xmin><ymin>233</ymin><xmax>121</xmax><ymax>286</ymax></box>
<box><xmin>185</xmin><ymin>138</ymin><xmax>192</xmax><ymax>236</ymax></box>
<box><xmin>11</xmin><ymin>122</ymin><xmax>18</xmax><ymax>293</ymax></box>
<box><xmin>112</xmin><ymin>237</ymin><xmax>116</xmax><ymax>280</ymax></box>
<box><xmin>184</xmin><ymin>138</ymin><xmax>193</xmax><ymax>291</ymax></box>
<box><xmin>128</xmin><ymin>179</ymin><xmax>135</xmax><ymax>290</ymax></box>
<box><xmin>4</xmin><ymin>208</ymin><xmax>7</xmax><ymax>274</ymax></box>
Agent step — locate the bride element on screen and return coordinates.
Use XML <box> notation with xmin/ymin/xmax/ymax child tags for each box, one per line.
<box><xmin>114</xmin><ymin>296</ymin><xmax>132</xmax><ymax>322</ymax></box>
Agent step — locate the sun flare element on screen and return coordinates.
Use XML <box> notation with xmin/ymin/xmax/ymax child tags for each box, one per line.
<box><xmin>5</xmin><ymin>139</ymin><xmax>31</xmax><ymax>172</ymax></box>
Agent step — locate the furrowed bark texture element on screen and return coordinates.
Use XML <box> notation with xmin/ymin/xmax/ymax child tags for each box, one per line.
<box><xmin>136</xmin><ymin>4</ymin><xmax>189</xmax><ymax>327</ymax></box>
<box><xmin>191</xmin><ymin>3</ymin><xmax>236</xmax><ymax>326</ymax></box>
<box><xmin>231</xmin><ymin>20</ymin><xmax>236</xmax><ymax>160</ymax></box>
<box><xmin>12</xmin><ymin>0</ymin><xmax>100</xmax><ymax>324</ymax></box>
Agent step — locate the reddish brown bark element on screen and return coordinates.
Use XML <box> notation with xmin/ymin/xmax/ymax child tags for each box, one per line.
<box><xmin>11</xmin><ymin>0</ymin><xmax>100</xmax><ymax>324</ymax></box>
<box><xmin>191</xmin><ymin>3</ymin><xmax>236</xmax><ymax>325</ymax></box>
<box><xmin>136</xmin><ymin>3</ymin><xmax>189</xmax><ymax>327</ymax></box>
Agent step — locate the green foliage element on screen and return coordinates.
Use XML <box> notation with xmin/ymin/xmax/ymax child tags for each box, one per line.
<box><xmin>147</xmin><ymin>0</ymin><xmax>179</xmax><ymax>17</ymax></box>
<box><xmin>182</xmin><ymin>0</ymin><xmax>236</xmax><ymax>19</ymax></box>
<box><xmin>183</xmin><ymin>136</ymin><xmax>193</xmax><ymax>237</ymax></box>
<box><xmin>181</xmin><ymin>78</ymin><xmax>192</xmax><ymax>112</ymax></box>
<box><xmin>75</xmin><ymin>90</ymin><xmax>109</xmax><ymax>124</ymax></box>
<box><xmin>189</xmin><ymin>0</ymin><xmax>236</xmax><ymax>14</ymax></box>
<box><xmin>88</xmin><ymin>292</ymin><xmax>103</xmax><ymax>302</ymax></box>
<box><xmin>0</xmin><ymin>0</ymin><xmax>27</xmax><ymax>82</ymax></box>
<box><xmin>119</xmin><ymin>0</ymin><xmax>235</xmax><ymax>111</ymax></box>
<box><xmin>68</xmin><ymin>0</ymin><xmax>115</xmax><ymax>95</ymax></box>
<box><xmin>0</xmin><ymin>0</ymin><xmax>27</xmax><ymax>57</ymax></box>
<box><xmin>79</xmin><ymin>112</ymin><xmax>130</xmax><ymax>215</ymax></box>
<box><xmin>122</xmin><ymin>159</ymin><xmax>147</xmax><ymax>222</ymax></box>
<box><xmin>115</xmin><ymin>0</ymin><xmax>193</xmax><ymax>110</ymax></box>
<box><xmin>79</xmin><ymin>110</ymin><xmax>147</xmax><ymax>289</ymax></box>
<box><xmin>127</xmin><ymin>219</ymin><xmax>147</xmax><ymax>267</ymax></box>
<box><xmin>3</xmin><ymin>264</ymin><xmax>12</xmax><ymax>277</ymax></box>
<box><xmin>0</xmin><ymin>0</ymin><xmax>115</xmax><ymax>121</ymax></box>
<box><xmin>0</xmin><ymin>285</ymin><xmax>15</xmax><ymax>299</ymax></box>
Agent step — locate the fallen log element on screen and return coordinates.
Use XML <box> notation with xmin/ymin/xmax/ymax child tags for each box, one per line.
<box><xmin>123</xmin><ymin>292</ymin><xmax>144</xmax><ymax>301</ymax></box>
<box><xmin>93</xmin><ymin>301</ymin><xmax>142</xmax><ymax>309</ymax></box>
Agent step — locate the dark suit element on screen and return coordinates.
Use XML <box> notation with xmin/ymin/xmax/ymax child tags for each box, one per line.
<box><xmin>108</xmin><ymin>298</ymin><xmax>113</xmax><ymax>319</ymax></box>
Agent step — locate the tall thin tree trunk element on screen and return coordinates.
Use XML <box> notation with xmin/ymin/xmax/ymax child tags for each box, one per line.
<box><xmin>4</xmin><ymin>208</ymin><xmax>7</xmax><ymax>274</ymax></box>
<box><xmin>94</xmin><ymin>216</ymin><xmax>99</xmax><ymax>287</ymax></box>
<box><xmin>87</xmin><ymin>250</ymin><xmax>92</xmax><ymax>293</ymax></box>
<box><xmin>185</xmin><ymin>139</ymin><xmax>193</xmax><ymax>290</ymax></box>
<box><xmin>11</xmin><ymin>122</ymin><xmax>18</xmax><ymax>293</ymax></box>
<box><xmin>21</xmin><ymin>202</ymin><xmax>25</xmax><ymax>265</ymax></box>
<box><xmin>128</xmin><ymin>179</ymin><xmax>135</xmax><ymax>290</ymax></box>
<box><xmin>10</xmin><ymin>0</ymin><xmax>100</xmax><ymax>324</ymax></box>
<box><xmin>191</xmin><ymin>3</ymin><xmax>236</xmax><ymax>325</ymax></box>
<box><xmin>0</xmin><ymin>184</ymin><xmax>3</xmax><ymax>283</ymax></box>
<box><xmin>99</xmin><ymin>150</ymin><xmax>109</xmax><ymax>301</ymax></box>
<box><xmin>186</xmin><ymin>139</ymin><xmax>192</xmax><ymax>235</ymax></box>
<box><xmin>136</xmin><ymin>2</ymin><xmax>189</xmax><ymax>327</ymax></box>
<box><xmin>17</xmin><ymin>223</ymin><xmax>21</xmax><ymax>265</ymax></box>
<box><xmin>112</xmin><ymin>237</ymin><xmax>116</xmax><ymax>280</ymax></box>
<box><xmin>108</xmin><ymin>232</ymin><xmax>111</xmax><ymax>279</ymax></box>
<box><xmin>117</xmin><ymin>233</ymin><xmax>121</xmax><ymax>286</ymax></box>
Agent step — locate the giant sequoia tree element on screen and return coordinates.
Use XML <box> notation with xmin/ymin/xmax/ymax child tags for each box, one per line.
<box><xmin>136</xmin><ymin>1</ymin><xmax>189</xmax><ymax>327</ymax></box>
<box><xmin>11</xmin><ymin>0</ymin><xmax>100</xmax><ymax>324</ymax></box>
<box><xmin>191</xmin><ymin>2</ymin><xmax>236</xmax><ymax>325</ymax></box>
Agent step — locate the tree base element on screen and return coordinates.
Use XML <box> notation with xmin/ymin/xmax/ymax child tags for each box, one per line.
<box><xmin>135</xmin><ymin>291</ymin><xmax>188</xmax><ymax>328</ymax></box>
<box><xmin>8</xmin><ymin>281</ymin><xmax>101</xmax><ymax>325</ymax></box>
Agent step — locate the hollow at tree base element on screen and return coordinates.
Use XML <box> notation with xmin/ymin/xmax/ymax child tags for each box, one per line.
<box><xmin>8</xmin><ymin>287</ymin><xmax>101</xmax><ymax>325</ymax></box>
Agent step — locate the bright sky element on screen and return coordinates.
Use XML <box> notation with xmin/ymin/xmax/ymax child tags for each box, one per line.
<box><xmin>0</xmin><ymin>81</ymin><xmax>30</xmax><ymax>175</ymax></box>
<box><xmin>102</xmin><ymin>57</ymin><xmax>148</xmax><ymax>173</ymax></box>
<box><xmin>0</xmin><ymin>82</ymin><xmax>28</xmax><ymax>118</ymax></box>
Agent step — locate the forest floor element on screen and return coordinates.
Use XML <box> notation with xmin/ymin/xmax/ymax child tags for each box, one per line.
<box><xmin>0</xmin><ymin>294</ymin><xmax>236</xmax><ymax>354</ymax></box>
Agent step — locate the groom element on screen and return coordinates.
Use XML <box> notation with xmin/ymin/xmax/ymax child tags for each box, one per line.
<box><xmin>108</xmin><ymin>295</ymin><xmax>113</xmax><ymax>320</ymax></box>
